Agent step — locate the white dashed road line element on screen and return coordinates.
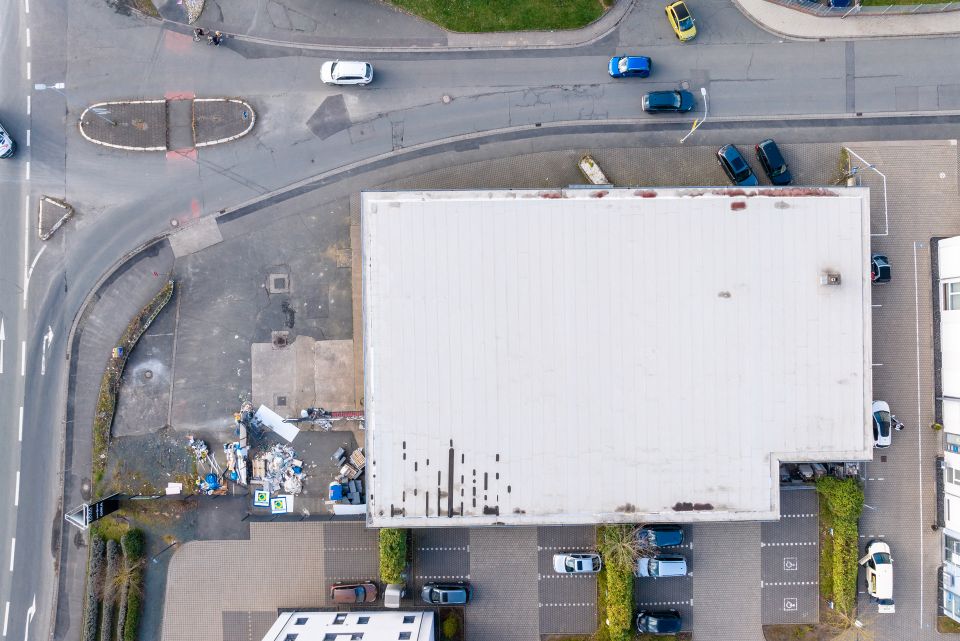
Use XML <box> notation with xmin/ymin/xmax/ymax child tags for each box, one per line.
<box><xmin>760</xmin><ymin>541</ymin><xmax>817</xmax><ymax>547</ymax></box>
<box><xmin>538</xmin><ymin>602</ymin><xmax>595</xmax><ymax>608</ymax></box>
<box><xmin>762</xmin><ymin>580</ymin><xmax>817</xmax><ymax>587</ymax></box>
<box><xmin>635</xmin><ymin>600</ymin><xmax>692</xmax><ymax>607</ymax></box>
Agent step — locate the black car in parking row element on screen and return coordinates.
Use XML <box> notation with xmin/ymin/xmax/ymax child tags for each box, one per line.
<box><xmin>717</xmin><ymin>139</ymin><xmax>793</xmax><ymax>187</ymax></box>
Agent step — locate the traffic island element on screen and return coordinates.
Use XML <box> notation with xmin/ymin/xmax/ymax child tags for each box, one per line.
<box><xmin>38</xmin><ymin>195</ymin><xmax>75</xmax><ymax>240</ymax></box>
<box><xmin>79</xmin><ymin>98</ymin><xmax>255</xmax><ymax>151</ymax></box>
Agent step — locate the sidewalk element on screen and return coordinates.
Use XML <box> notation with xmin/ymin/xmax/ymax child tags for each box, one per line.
<box><xmin>734</xmin><ymin>0</ymin><xmax>960</xmax><ymax>39</ymax></box>
<box><xmin>54</xmin><ymin>240</ymin><xmax>175</xmax><ymax>641</ymax></box>
<box><xmin>157</xmin><ymin>0</ymin><xmax>637</xmax><ymax>50</ymax></box>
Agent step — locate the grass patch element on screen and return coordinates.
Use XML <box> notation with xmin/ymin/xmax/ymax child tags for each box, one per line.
<box><xmin>940</xmin><ymin>616</ymin><xmax>960</xmax><ymax>633</ymax></box>
<box><xmin>862</xmin><ymin>0</ymin><xmax>947</xmax><ymax>6</ymax></box>
<box><xmin>387</xmin><ymin>0</ymin><xmax>610</xmax><ymax>33</ymax></box>
<box><xmin>90</xmin><ymin>516</ymin><xmax>130</xmax><ymax>543</ymax></box>
<box><xmin>594</xmin><ymin>565</ymin><xmax>609</xmax><ymax>641</ymax></box>
<box><xmin>818</xmin><ymin>500</ymin><xmax>834</xmax><ymax>603</ymax></box>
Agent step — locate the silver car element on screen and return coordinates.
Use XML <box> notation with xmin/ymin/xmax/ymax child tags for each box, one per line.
<box><xmin>320</xmin><ymin>60</ymin><xmax>373</xmax><ymax>86</ymax></box>
<box><xmin>552</xmin><ymin>552</ymin><xmax>602</xmax><ymax>574</ymax></box>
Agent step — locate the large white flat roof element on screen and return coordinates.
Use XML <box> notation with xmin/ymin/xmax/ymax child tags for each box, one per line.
<box><xmin>362</xmin><ymin>187</ymin><xmax>873</xmax><ymax>527</ymax></box>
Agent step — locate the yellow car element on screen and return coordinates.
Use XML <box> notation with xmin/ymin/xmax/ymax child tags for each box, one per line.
<box><xmin>665</xmin><ymin>1</ymin><xmax>697</xmax><ymax>41</ymax></box>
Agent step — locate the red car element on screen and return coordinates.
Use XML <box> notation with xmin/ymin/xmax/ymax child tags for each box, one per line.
<box><xmin>330</xmin><ymin>582</ymin><xmax>379</xmax><ymax>603</ymax></box>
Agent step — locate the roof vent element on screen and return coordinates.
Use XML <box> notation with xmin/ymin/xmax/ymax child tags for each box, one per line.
<box><xmin>820</xmin><ymin>272</ymin><xmax>841</xmax><ymax>286</ymax></box>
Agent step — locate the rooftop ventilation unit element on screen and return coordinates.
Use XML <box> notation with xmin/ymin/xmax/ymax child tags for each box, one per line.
<box><xmin>820</xmin><ymin>272</ymin><xmax>841</xmax><ymax>286</ymax></box>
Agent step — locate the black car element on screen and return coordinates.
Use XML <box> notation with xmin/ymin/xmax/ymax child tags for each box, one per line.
<box><xmin>871</xmin><ymin>254</ymin><xmax>891</xmax><ymax>283</ymax></box>
<box><xmin>642</xmin><ymin>90</ymin><xmax>695</xmax><ymax>113</ymax></box>
<box><xmin>755</xmin><ymin>139</ymin><xmax>792</xmax><ymax>185</ymax></box>
<box><xmin>637</xmin><ymin>609</ymin><xmax>682</xmax><ymax>635</ymax></box>
<box><xmin>637</xmin><ymin>524</ymin><xmax>684</xmax><ymax>547</ymax></box>
<box><xmin>717</xmin><ymin>144</ymin><xmax>759</xmax><ymax>187</ymax></box>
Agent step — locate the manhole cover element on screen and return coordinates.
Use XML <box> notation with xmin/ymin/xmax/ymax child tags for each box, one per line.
<box><xmin>276</xmin><ymin>395</ymin><xmax>287</xmax><ymax>407</ymax></box>
<box><xmin>680</xmin><ymin>80</ymin><xmax>690</xmax><ymax>90</ymax></box>
<box><xmin>144</xmin><ymin>370</ymin><xmax>153</xmax><ymax>380</ymax></box>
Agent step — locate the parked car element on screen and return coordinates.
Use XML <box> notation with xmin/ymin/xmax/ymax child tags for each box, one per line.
<box><xmin>320</xmin><ymin>60</ymin><xmax>374</xmax><ymax>86</ymax></box>
<box><xmin>637</xmin><ymin>524</ymin><xmax>684</xmax><ymax>548</ymax></box>
<box><xmin>553</xmin><ymin>553</ymin><xmax>602</xmax><ymax>574</ymax></box>
<box><xmin>872</xmin><ymin>254</ymin><xmax>891</xmax><ymax>283</ymax></box>
<box><xmin>0</xmin><ymin>120</ymin><xmax>16</xmax><ymax>158</ymax></box>
<box><xmin>717</xmin><ymin>144</ymin><xmax>759</xmax><ymax>187</ymax></box>
<box><xmin>873</xmin><ymin>400</ymin><xmax>892</xmax><ymax>448</ymax></box>
<box><xmin>642</xmin><ymin>90</ymin><xmax>695</xmax><ymax>114</ymax></box>
<box><xmin>665</xmin><ymin>0</ymin><xmax>697</xmax><ymax>41</ymax></box>
<box><xmin>636</xmin><ymin>609</ymin><xmax>683</xmax><ymax>635</ymax></box>
<box><xmin>608</xmin><ymin>56</ymin><xmax>652</xmax><ymax>78</ymax></box>
<box><xmin>859</xmin><ymin>541</ymin><xmax>895</xmax><ymax>613</ymax></box>
<box><xmin>421</xmin><ymin>582</ymin><xmax>471</xmax><ymax>605</ymax></box>
<box><xmin>755</xmin><ymin>139</ymin><xmax>792</xmax><ymax>185</ymax></box>
<box><xmin>330</xmin><ymin>582</ymin><xmax>379</xmax><ymax>603</ymax></box>
<box><xmin>635</xmin><ymin>554</ymin><xmax>688</xmax><ymax>578</ymax></box>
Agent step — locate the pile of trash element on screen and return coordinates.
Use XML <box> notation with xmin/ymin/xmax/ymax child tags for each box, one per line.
<box><xmin>252</xmin><ymin>443</ymin><xmax>306</xmax><ymax>495</ymax></box>
<box><xmin>223</xmin><ymin>442</ymin><xmax>249</xmax><ymax>486</ymax></box>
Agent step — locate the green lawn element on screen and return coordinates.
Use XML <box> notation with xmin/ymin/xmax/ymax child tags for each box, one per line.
<box><xmin>388</xmin><ymin>0</ymin><xmax>612</xmax><ymax>33</ymax></box>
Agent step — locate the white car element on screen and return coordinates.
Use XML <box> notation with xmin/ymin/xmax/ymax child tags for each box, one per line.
<box><xmin>0</xmin><ymin>120</ymin><xmax>16</xmax><ymax>158</ymax></box>
<box><xmin>320</xmin><ymin>60</ymin><xmax>373</xmax><ymax>86</ymax></box>
<box><xmin>859</xmin><ymin>540</ymin><xmax>894</xmax><ymax>613</ymax></box>
<box><xmin>552</xmin><ymin>552</ymin><xmax>601</xmax><ymax>574</ymax></box>
<box><xmin>872</xmin><ymin>400</ymin><xmax>892</xmax><ymax>448</ymax></box>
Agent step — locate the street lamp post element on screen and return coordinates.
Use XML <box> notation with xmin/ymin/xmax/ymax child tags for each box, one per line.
<box><xmin>679</xmin><ymin>87</ymin><xmax>708</xmax><ymax>144</ymax></box>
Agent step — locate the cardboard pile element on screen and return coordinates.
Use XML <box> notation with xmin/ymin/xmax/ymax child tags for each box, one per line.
<box><xmin>252</xmin><ymin>443</ymin><xmax>306</xmax><ymax>495</ymax></box>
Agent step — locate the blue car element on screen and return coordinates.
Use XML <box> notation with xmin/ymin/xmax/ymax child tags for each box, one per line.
<box><xmin>609</xmin><ymin>56</ymin><xmax>652</xmax><ymax>78</ymax></box>
<box><xmin>717</xmin><ymin>144</ymin><xmax>759</xmax><ymax>187</ymax></box>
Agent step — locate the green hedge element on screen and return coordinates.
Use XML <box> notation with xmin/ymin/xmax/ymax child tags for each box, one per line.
<box><xmin>605</xmin><ymin>564</ymin><xmax>633</xmax><ymax>641</ymax></box>
<box><xmin>816</xmin><ymin>476</ymin><xmax>864</xmax><ymax>614</ymax></box>
<box><xmin>379</xmin><ymin>529</ymin><xmax>407</xmax><ymax>584</ymax></box>
<box><xmin>123</xmin><ymin>578</ymin><xmax>141</xmax><ymax>641</ymax></box>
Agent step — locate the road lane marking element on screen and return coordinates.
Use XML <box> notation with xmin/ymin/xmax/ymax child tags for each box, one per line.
<box><xmin>23</xmin><ymin>245</ymin><xmax>46</xmax><ymax>311</ymax></box>
<box><xmin>25</xmin><ymin>28</ymin><xmax>29</xmax><ymax>48</ymax></box>
<box><xmin>20</xmin><ymin>341</ymin><xmax>25</xmax><ymax>376</ymax></box>
<box><xmin>22</xmin><ymin>195</ymin><xmax>29</xmax><ymax>309</ymax></box>
<box><xmin>26</xmin><ymin>95</ymin><xmax>30</xmax><ymax>116</ymax></box>
<box><xmin>2</xmin><ymin>601</ymin><xmax>8</xmax><ymax>636</ymax></box>
<box><xmin>0</xmin><ymin>318</ymin><xmax>5</xmax><ymax>374</ymax></box>
<box><xmin>24</xmin><ymin>0</ymin><xmax>29</xmax><ymax>14</ymax></box>
<box><xmin>40</xmin><ymin>326</ymin><xmax>53</xmax><ymax>376</ymax></box>
<box><xmin>23</xmin><ymin>596</ymin><xmax>35</xmax><ymax>641</ymax></box>
<box><xmin>26</xmin><ymin>62</ymin><xmax>30</xmax><ymax>81</ymax></box>
<box><xmin>9</xmin><ymin>539</ymin><xmax>14</xmax><ymax>571</ymax></box>
<box><xmin>25</xmin><ymin>130</ymin><xmax>29</xmax><ymax>147</ymax></box>
<box><xmin>14</xmin><ymin>472</ymin><xmax>19</xmax><ymax>507</ymax></box>
<box><xmin>18</xmin><ymin>407</ymin><xmax>23</xmax><ymax>442</ymax></box>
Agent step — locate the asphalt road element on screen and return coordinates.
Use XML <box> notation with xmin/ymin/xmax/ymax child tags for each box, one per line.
<box><xmin>1</xmin><ymin>0</ymin><xmax>960</xmax><ymax>640</ymax></box>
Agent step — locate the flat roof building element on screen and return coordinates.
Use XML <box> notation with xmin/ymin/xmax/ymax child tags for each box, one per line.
<box><xmin>361</xmin><ymin>187</ymin><xmax>874</xmax><ymax>527</ymax></box>
<box><xmin>261</xmin><ymin>611</ymin><xmax>434</xmax><ymax>641</ymax></box>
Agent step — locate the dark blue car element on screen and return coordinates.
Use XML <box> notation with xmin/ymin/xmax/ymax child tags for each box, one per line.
<box><xmin>638</xmin><ymin>524</ymin><xmax>684</xmax><ymax>547</ymax></box>
<box><xmin>609</xmin><ymin>56</ymin><xmax>652</xmax><ymax>78</ymax></box>
<box><xmin>642</xmin><ymin>90</ymin><xmax>695</xmax><ymax>113</ymax></box>
<box><xmin>717</xmin><ymin>144</ymin><xmax>759</xmax><ymax>187</ymax></box>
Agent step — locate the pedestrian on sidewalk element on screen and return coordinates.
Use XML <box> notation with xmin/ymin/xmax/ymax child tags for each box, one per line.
<box><xmin>208</xmin><ymin>31</ymin><xmax>223</xmax><ymax>46</ymax></box>
<box><xmin>193</xmin><ymin>28</ymin><xmax>205</xmax><ymax>41</ymax></box>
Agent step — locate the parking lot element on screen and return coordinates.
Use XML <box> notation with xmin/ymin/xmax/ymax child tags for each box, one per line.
<box><xmin>761</xmin><ymin>487</ymin><xmax>819</xmax><ymax>624</ymax></box>
<box><xmin>537</xmin><ymin>526</ymin><xmax>598</xmax><ymax>635</ymax></box>
<box><xmin>633</xmin><ymin>526</ymin><xmax>694</xmax><ymax>630</ymax></box>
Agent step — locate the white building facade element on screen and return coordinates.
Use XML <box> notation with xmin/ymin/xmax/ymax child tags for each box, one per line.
<box><xmin>937</xmin><ymin>236</ymin><xmax>960</xmax><ymax>622</ymax></box>
<box><xmin>260</xmin><ymin>611</ymin><xmax>434</xmax><ymax>641</ymax></box>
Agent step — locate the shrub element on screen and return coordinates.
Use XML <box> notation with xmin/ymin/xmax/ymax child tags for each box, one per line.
<box><xmin>816</xmin><ymin>476</ymin><xmax>863</xmax><ymax>521</ymax></box>
<box><xmin>121</xmin><ymin>529</ymin><xmax>145</xmax><ymax>561</ymax></box>
<box><xmin>379</xmin><ymin>529</ymin><xmax>407</xmax><ymax>584</ymax></box>
<box><xmin>597</xmin><ymin>525</ymin><xmax>640</xmax><ymax>569</ymax></box>
<box><xmin>604</xmin><ymin>564</ymin><xmax>633</xmax><ymax>641</ymax></box>
<box><xmin>123</xmin><ymin>572</ymin><xmax>142</xmax><ymax>641</ymax></box>
<box><xmin>441</xmin><ymin>613</ymin><xmax>459</xmax><ymax>640</ymax></box>
<box><xmin>816</xmin><ymin>476</ymin><xmax>864</xmax><ymax>615</ymax></box>
<box><xmin>82</xmin><ymin>536</ymin><xmax>107</xmax><ymax>641</ymax></box>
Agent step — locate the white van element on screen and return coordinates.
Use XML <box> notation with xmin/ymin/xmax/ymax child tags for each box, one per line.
<box><xmin>859</xmin><ymin>541</ymin><xmax>895</xmax><ymax>613</ymax></box>
<box><xmin>635</xmin><ymin>554</ymin><xmax>688</xmax><ymax>578</ymax></box>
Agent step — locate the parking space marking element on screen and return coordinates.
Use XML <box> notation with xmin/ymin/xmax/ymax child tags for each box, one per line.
<box><xmin>762</xmin><ymin>581</ymin><xmax>817</xmax><ymax>587</ymax></box>
<box><xmin>538</xmin><ymin>573</ymin><xmax>598</xmax><ymax>580</ymax></box>
<box><xmin>760</xmin><ymin>541</ymin><xmax>817</xmax><ymax>547</ymax></box>
<box><xmin>538</xmin><ymin>603</ymin><xmax>595</xmax><ymax>608</ymax></box>
<box><xmin>414</xmin><ymin>575</ymin><xmax>470</xmax><ymax>580</ymax></box>
<box><xmin>635</xmin><ymin>600</ymin><xmax>692</xmax><ymax>607</ymax></box>
<box><xmin>537</xmin><ymin>546</ymin><xmax>596</xmax><ymax>552</ymax></box>
<box><xmin>780</xmin><ymin>513</ymin><xmax>817</xmax><ymax>519</ymax></box>
<box><xmin>324</xmin><ymin>547</ymin><xmax>376</xmax><ymax>552</ymax></box>
<box><xmin>783</xmin><ymin>557</ymin><xmax>798</xmax><ymax>571</ymax></box>
<box><xmin>416</xmin><ymin>546</ymin><xmax>469</xmax><ymax>552</ymax></box>
<box><xmin>858</xmin><ymin>534</ymin><xmax>886</xmax><ymax>539</ymax></box>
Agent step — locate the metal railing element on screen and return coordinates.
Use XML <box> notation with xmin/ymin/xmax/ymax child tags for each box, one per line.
<box><xmin>766</xmin><ymin>0</ymin><xmax>960</xmax><ymax>17</ymax></box>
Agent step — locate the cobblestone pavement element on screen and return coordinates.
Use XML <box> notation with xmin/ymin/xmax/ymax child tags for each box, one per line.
<box><xmin>761</xmin><ymin>487</ymin><xmax>819</xmax><ymax>624</ymax></box>
<box><xmin>848</xmin><ymin>140</ymin><xmax>960</xmax><ymax>640</ymax></box>
<box><xmin>537</xmin><ymin>526</ymin><xmax>598</xmax><ymax>635</ymax></box>
<box><xmin>79</xmin><ymin>100</ymin><xmax>166</xmax><ymax>150</ymax></box>
<box><xmin>466</xmin><ymin>528</ymin><xmax>539</xmax><ymax>641</ymax></box>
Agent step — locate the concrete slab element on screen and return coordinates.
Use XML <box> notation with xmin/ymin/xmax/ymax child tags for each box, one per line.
<box><xmin>251</xmin><ymin>337</ymin><xmax>355</xmax><ymax>415</ymax></box>
<box><xmin>169</xmin><ymin>216</ymin><xmax>224</xmax><ymax>257</ymax></box>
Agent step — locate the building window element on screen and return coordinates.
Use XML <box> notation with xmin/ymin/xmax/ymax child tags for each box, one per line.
<box><xmin>946</xmin><ymin>282</ymin><xmax>960</xmax><ymax>310</ymax></box>
<box><xmin>402</xmin><ymin>616</ymin><xmax>416</xmax><ymax>624</ymax></box>
<box><xmin>399</xmin><ymin>633</ymin><xmax>412</xmax><ymax>640</ymax></box>
<box><xmin>295</xmin><ymin>618</ymin><xmax>308</xmax><ymax>626</ymax></box>
<box><xmin>284</xmin><ymin>635</ymin><xmax>298</xmax><ymax>641</ymax></box>
<box><xmin>324</xmin><ymin>635</ymin><xmax>337</xmax><ymax>641</ymax></box>
<box><xmin>334</xmin><ymin>614</ymin><xmax>347</xmax><ymax>625</ymax></box>
<box><xmin>357</xmin><ymin>617</ymin><xmax>370</xmax><ymax>625</ymax></box>
<box><xmin>351</xmin><ymin>634</ymin><xmax>363</xmax><ymax>640</ymax></box>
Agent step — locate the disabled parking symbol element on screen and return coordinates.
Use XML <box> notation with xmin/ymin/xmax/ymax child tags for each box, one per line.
<box><xmin>783</xmin><ymin>597</ymin><xmax>798</xmax><ymax>612</ymax></box>
<box><xmin>783</xmin><ymin>557</ymin><xmax>798</xmax><ymax>572</ymax></box>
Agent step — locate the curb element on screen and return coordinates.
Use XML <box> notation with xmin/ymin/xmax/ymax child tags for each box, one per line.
<box><xmin>161</xmin><ymin>1</ymin><xmax>637</xmax><ymax>52</ymax></box>
<box><xmin>78</xmin><ymin>100</ymin><xmax>167</xmax><ymax>152</ymax></box>
<box><xmin>194</xmin><ymin>98</ymin><xmax>257</xmax><ymax>148</ymax></box>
